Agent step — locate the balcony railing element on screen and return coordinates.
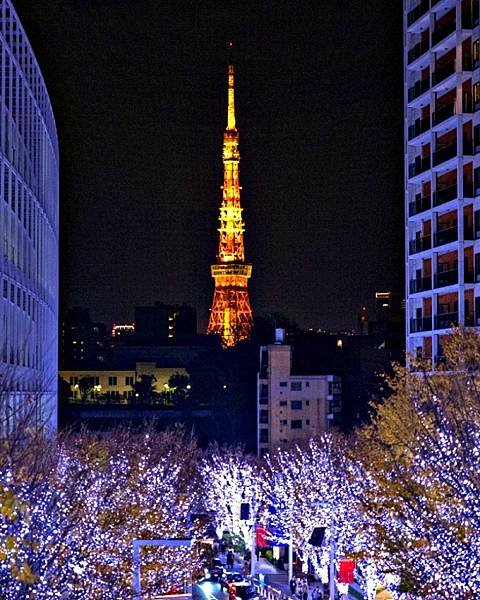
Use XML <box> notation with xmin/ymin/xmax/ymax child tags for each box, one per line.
<box><xmin>433</xmin><ymin>141</ymin><xmax>456</xmax><ymax>166</ymax></box>
<box><xmin>434</xmin><ymin>268</ymin><xmax>458</xmax><ymax>288</ymax></box>
<box><xmin>433</xmin><ymin>184</ymin><xmax>457</xmax><ymax>206</ymax></box>
<box><xmin>409</xmin><ymin>276</ymin><xmax>432</xmax><ymax>294</ymax></box>
<box><xmin>432</xmin><ymin>102</ymin><xmax>455</xmax><ymax>125</ymax></box>
<box><xmin>407</xmin><ymin>0</ymin><xmax>429</xmax><ymax>27</ymax></box>
<box><xmin>409</xmin><ymin>235</ymin><xmax>431</xmax><ymax>254</ymax></box>
<box><xmin>409</xmin><ymin>194</ymin><xmax>431</xmax><ymax>217</ymax></box>
<box><xmin>408</xmin><ymin>78</ymin><xmax>430</xmax><ymax>102</ymax></box>
<box><xmin>434</xmin><ymin>225</ymin><xmax>457</xmax><ymax>246</ymax></box>
<box><xmin>408</xmin><ymin>116</ymin><xmax>430</xmax><ymax>140</ymax></box>
<box><xmin>462</xmin><ymin>3</ymin><xmax>480</xmax><ymax>28</ymax></box>
<box><xmin>432</xmin><ymin>19</ymin><xmax>456</xmax><ymax>46</ymax></box>
<box><xmin>409</xmin><ymin>156</ymin><xmax>431</xmax><ymax>178</ymax></box>
<box><xmin>408</xmin><ymin>38</ymin><xmax>430</xmax><ymax>64</ymax></box>
<box><xmin>410</xmin><ymin>316</ymin><xmax>432</xmax><ymax>333</ymax></box>
<box><xmin>432</xmin><ymin>61</ymin><xmax>455</xmax><ymax>86</ymax></box>
<box><xmin>435</xmin><ymin>312</ymin><xmax>458</xmax><ymax>329</ymax></box>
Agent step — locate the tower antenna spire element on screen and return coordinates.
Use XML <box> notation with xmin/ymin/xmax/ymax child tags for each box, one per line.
<box><xmin>227</xmin><ymin>42</ymin><xmax>236</xmax><ymax>130</ymax></box>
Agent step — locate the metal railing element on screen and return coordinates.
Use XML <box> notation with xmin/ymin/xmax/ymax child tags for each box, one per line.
<box><xmin>407</xmin><ymin>0</ymin><xmax>429</xmax><ymax>26</ymax></box>
<box><xmin>409</xmin><ymin>194</ymin><xmax>431</xmax><ymax>216</ymax></box>
<box><xmin>409</xmin><ymin>276</ymin><xmax>432</xmax><ymax>294</ymax></box>
<box><xmin>435</xmin><ymin>312</ymin><xmax>458</xmax><ymax>329</ymax></box>
<box><xmin>408</xmin><ymin>116</ymin><xmax>430</xmax><ymax>140</ymax></box>
<box><xmin>434</xmin><ymin>268</ymin><xmax>458</xmax><ymax>288</ymax></box>
<box><xmin>433</xmin><ymin>142</ymin><xmax>456</xmax><ymax>166</ymax></box>
<box><xmin>409</xmin><ymin>156</ymin><xmax>431</xmax><ymax>178</ymax></box>
<box><xmin>408</xmin><ymin>38</ymin><xmax>430</xmax><ymax>64</ymax></box>
<box><xmin>432</xmin><ymin>102</ymin><xmax>455</xmax><ymax>125</ymax></box>
<box><xmin>433</xmin><ymin>184</ymin><xmax>457</xmax><ymax>206</ymax></box>
<box><xmin>409</xmin><ymin>235</ymin><xmax>431</xmax><ymax>254</ymax></box>
<box><xmin>433</xmin><ymin>226</ymin><xmax>457</xmax><ymax>247</ymax></box>
<box><xmin>408</xmin><ymin>78</ymin><xmax>430</xmax><ymax>102</ymax></box>
<box><xmin>410</xmin><ymin>316</ymin><xmax>432</xmax><ymax>333</ymax></box>
<box><xmin>432</xmin><ymin>19</ymin><xmax>456</xmax><ymax>46</ymax></box>
<box><xmin>432</xmin><ymin>61</ymin><xmax>455</xmax><ymax>86</ymax></box>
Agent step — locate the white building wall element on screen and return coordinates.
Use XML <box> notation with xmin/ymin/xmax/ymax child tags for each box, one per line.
<box><xmin>0</xmin><ymin>1</ymin><xmax>59</xmax><ymax>432</ymax></box>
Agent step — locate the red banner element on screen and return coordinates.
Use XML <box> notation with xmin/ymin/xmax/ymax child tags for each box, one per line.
<box><xmin>256</xmin><ymin>526</ymin><xmax>268</xmax><ymax>547</ymax></box>
<box><xmin>338</xmin><ymin>559</ymin><xmax>355</xmax><ymax>584</ymax></box>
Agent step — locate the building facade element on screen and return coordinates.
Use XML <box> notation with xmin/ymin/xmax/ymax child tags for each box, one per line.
<box><xmin>405</xmin><ymin>0</ymin><xmax>480</xmax><ymax>362</ymax></box>
<box><xmin>0</xmin><ymin>1</ymin><xmax>59</xmax><ymax>430</ymax></box>
<box><xmin>60</xmin><ymin>362</ymin><xmax>187</xmax><ymax>403</ymax></box>
<box><xmin>257</xmin><ymin>340</ymin><xmax>341</xmax><ymax>456</ymax></box>
<box><xmin>135</xmin><ymin>302</ymin><xmax>197</xmax><ymax>344</ymax></box>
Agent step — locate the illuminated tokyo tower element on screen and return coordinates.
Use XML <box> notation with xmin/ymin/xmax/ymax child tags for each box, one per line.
<box><xmin>207</xmin><ymin>53</ymin><xmax>253</xmax><ymax>347</ymax></box>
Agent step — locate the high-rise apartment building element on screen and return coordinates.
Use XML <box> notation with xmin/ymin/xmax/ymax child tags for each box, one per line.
<box><xmin>405</xmin><ymin>0</ymin><xmax>480</xmax><ymax>362</ymax></box>
<box><xmin>0</xmin><ymin>1</ymin><xmax>59</xmax><ymax>430</ymax></box>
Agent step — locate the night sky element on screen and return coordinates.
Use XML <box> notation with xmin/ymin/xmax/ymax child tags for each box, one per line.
<box><xmin>14</xmin><ymin>0</ymin><xmax>404</xmax><ymax>332</ymax></box>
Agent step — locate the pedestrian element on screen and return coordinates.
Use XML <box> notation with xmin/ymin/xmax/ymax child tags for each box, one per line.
<box><xmin>289</xmin><ymin>576</ymin><xmax>297</xmax><ymax>596</ymax></box>
<box><xmin>227</xmin><ymin>550</ymin><xmax>234</xmax><ymax>570</ymax></box>
<box><xmin>302</xmin><ymin>581</ymin><xmax>309</xmax><ymax>600</ymax></box>
<box><xmin>243</xmin><ymin>560</ymin><xmax>249</xmax><ymax>578</ymax></box>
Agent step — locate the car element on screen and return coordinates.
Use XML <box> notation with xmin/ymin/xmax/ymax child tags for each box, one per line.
<box><xmin>210</xmin><ymin>558</ymin><xmax>225</xmax><ymax>580</ymax></box>
<box><xmin>225</xmin><ymin>572</ymin><xmax>244</xmax><ymax>583</ymax></box>
<box><xmin>234</xmin><ymin>581</ymin><xmax>260</xmax><ymax>600</ymax></box>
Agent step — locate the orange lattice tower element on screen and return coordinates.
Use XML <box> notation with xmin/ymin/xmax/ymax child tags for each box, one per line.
<box><xmin>207</xmin><ymin>56</ymin><xmax>253</xmax><ymax>347</ymax></box>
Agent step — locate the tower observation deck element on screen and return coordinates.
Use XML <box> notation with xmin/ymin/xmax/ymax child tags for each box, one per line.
<box><xmin>207</xmin><ymin>57</ymin><xmax>253</xmax><ymax>347</ymax></box>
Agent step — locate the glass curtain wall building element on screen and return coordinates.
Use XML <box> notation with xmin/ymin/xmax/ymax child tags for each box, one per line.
<box><xmin>404</xmin><ymin>0</ymin><xmax>480</xmax><ymax>363</ymax></box>
<box><xmin>0</xmin><ymin>1</ymin><xmax>59</xmax><ymax>430</ymax></box>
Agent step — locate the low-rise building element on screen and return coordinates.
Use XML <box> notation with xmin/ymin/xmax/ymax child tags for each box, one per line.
<box><xmin>60</xmin><ymin>362</ymin><xmax>186</xmax><ymax>402</ymax></box>
<box><xmin>257</xmin><ymin>335</ymin><xmax>341</xmax><ymax>456</ymax></box>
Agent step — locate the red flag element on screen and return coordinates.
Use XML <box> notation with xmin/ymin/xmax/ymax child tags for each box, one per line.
<box><xmin>338</xmin><ymin>559</ymin><xmax>355</xmax><ymax>584</ymax></box>
<box><xmin>256</xmin><ymin>525</ymin><xmax>268</xmax><ymax>547</ymax></box>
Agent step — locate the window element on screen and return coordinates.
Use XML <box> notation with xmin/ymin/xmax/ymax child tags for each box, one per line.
<box><xmin>291</xmin><ymin>420</ymin><xmax>302</xmax><ymax>429</ymax></box>
<box><xmin>259</xmin><ymin>428</ymin><xmax>269</xmax><ymax>443</ymax></box>
<box><xmin>2</xmin><ymin>279</ymin><xmax>7</xmax><ymax>298</ymax></box>
<box><xmin>305</xmin><ymin>382</ymin><xmax>310</xmax><ymax>387</ymax></box>
<box><xmin>259</xmin><ymin>409</ymin><xmax>268</xmax><ymax>424</ymax></box>
<box><xmin>291</xmin><ymin>381</ymin><xmax>302</xmax><ymax>391</ymax></box>
<box><xmin>279</xmin><ymin>382</ymin><xmax>287</xmax><ymax>387</ymax></box>
<box><xmin>306</xmin><ymin>400</ymin><xmax>310</xmax><ymax>406</ymax></box>
<box><xmin>306</xmin><ymin>419</ymin><xmax>310</xmax><ymax>425</ymax></box>
<box><xmin>108</xmin><ymin>376</ymin><xmax>117</xmax><ymax>386</ymax></box>
<box><xmin>291</xmin><ymin>400</ymin><xmax>302</xmax><ymax>410</ymax></box>
<box><xmin>125</xmin><ymin>376</ymin><xmax>134</xmax><ymax>386</ymax></box>
<box><xmin>280</xmin><ymin>400</ymin><xmax>287</xmax><ymax>406</ymax></box>
<box><xmin>94</xmin><ymin>377</ymin><xmax>100</xmax><ymax>386</ymax></box>
<box><xmin>259</xmin><ymin>383</ymin><xmax>268</xmax><ymax>404</ymax></box>
<box><xmin>281</xmin><ymin>419</ymin><xmax>287</xmax><ymax>425</ymax></box>
<box><xmin>328</xmin><ymin>381</ymin><xmax>342</xmax><ymax>395</ymax></box>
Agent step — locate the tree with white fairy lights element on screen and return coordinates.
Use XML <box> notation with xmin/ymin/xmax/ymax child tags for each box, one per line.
<box><xmin>357</xmin><ymin>328</ymin><xmax>480</xmax><ymax>598</ymax></box>
<box><xmin>199</xmin><ymin>445</ymin><xmax>263</xmax><ymax>550</ymax></box>
<box><xmin>262</xmin><ymin>437</ymin><xmax>382</xmax><ymax>596</ymax></box>
<box><xmin>0</xmin><ymin>427</ymin><xmax>202</xmax><ymax>599</ymax></box>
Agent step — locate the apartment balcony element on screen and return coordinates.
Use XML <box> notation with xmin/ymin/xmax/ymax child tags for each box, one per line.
<box><xmin>408</xmin><ymin>38</ymin><xmax>430</xmax><ymax>65</ymax></box>
<box><xmin>462</xmin><ymin>3</ymin><xmax>480</xmax><ymax>28</ymax></box>
<box><xmin>435</xmin><ymin>311</ymin><xmax>458</xmax><ymax>329</ymax></box>
<box><xmin>432</xmin><ymin>141</ymin><xmax>457</xmax><ymax>166</ymax></box>
<box><xmin>432</xmin><ymin>61</ymin><xmax>455</xmax><ymax>87</ymax></box>
<box><xmin>409</xmin><ymin>276</ymin><xmax>432</xmax><ymax>294</ymax></box>
<box><xmin>408</xmin><ymin>116</ymin><xmax>430</xmax><ymax>141</ymax></box>
<box><xmin>409</xmin><ymin>235</ymin><xmax>431</xmax><ymax>254</ymax></box>
<box><xmin>409</xmin><ymin>194</ymin><xmax>431</xmax><ymax>217</ymax></box>
<box><xmin>408</xmin><ymin>78</ymin><xmax>430</xmax><ymax>103</ymax></box>
<box><xmin>408</xmin><ymin>156</ymin><xmax>431</xmax><ymax>178</ymax></box>
<box><xmin>434</xmin><ymin>268</ymin><xmax>458</xmax><ymax>288</ymax></box>
<box><xmin>410</xmin><ymin>316</ymin><xmax>432</xmax><ymax>333</ymax></box>
<box><xmin>407</xmin><ymin>0</ymin><xmax>429</xmax><ymax>27</ymax></box>
<box><xmin>433</xmin><ymin>184</ymin><xmax>457</xmax><ymax>207</ymax></box>
<box><xmin>433</xmin><ymin>226</ymin><xmax>457</xmax><ymax>247</ymax></box>
<box><xmin>432</xmin><ymin>102</ymin><xmax>455</xmax><ymax>126</ymax></box>
<box><xmin>432</xmin><ymin>20</ymin><xmax>456</xmax><ymax>46</ymax></box>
